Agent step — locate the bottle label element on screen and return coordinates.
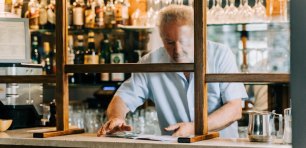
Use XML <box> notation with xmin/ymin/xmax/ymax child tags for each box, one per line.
<box><xmin>39</xmin><ymin>8</ymin><xmax>48</xmax><ymax>25</ymax></box>
<box><xmin>122</xmin><ymin>6</ymin><xmax>129</xmax><ymax>19</ymax></box>
<box><xmin>111</xmin><ymin>53</ymin><xmax>124</xmax><ymax>81</ymax></box>
<box><xmin>95</xmin><ymin>7</ymin><xmax>104</xmax><ymax>27</ymax></box>
<box><xmin>29</xmin><ymin>9</ymin><xmax>39</xmax><ymax>30</ymax></box>
<box><xmin>85</xmin><ymin>9</ymin><xmax>95</xmax><ymax>28</ymax></box>
<box><xmin>115</xmin><ymin>4</ymin><xmax>123</xmax><ymax>22</ymax></box>
<box><xmin>84</xmin><ymin>55</ymin><xmax>99</xmax><ymax>64</ymax></box>
<box><xmin>73</xmin><ymin>7</ymin><xmax>84</xmax><ymax>26</ymax></box>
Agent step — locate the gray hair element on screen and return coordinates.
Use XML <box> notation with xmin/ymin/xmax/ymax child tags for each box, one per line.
<box><xmin>157</xmin><ymin>5</ymin><xmax>194</xmax><ymax>30</ymax></box>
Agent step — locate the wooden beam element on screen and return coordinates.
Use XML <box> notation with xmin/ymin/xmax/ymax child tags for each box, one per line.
<box><xmin>33</xmin><ymin>128</ymin><xmax>84</xmax><ymax>138</ymax></box>
<box><xmin>194</xmin><ymin>0</ymin><xmax>207</xmax><ymax>136</ymax></box>
<box><xmin>0</xmin><ymin>75</ymin><xmax>55</xmax><ymax>83</ymax></box>
<box><xmin>65</xmin><ymin>64</ymin><xmax>194</xmax><ymax>73</ymax></box>
<box><xmin>55</xmin><ymin>0</ymin><xmax>69</xmax><ymax>131</ymax></box>
<box><xmin>206</xmin><ymin>74</ymin><xmax>290</xmax><ymax>83</ymax></box>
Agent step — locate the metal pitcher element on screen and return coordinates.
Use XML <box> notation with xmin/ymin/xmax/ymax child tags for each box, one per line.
<box><xmin>248</xmin><ymin>111</ymin><xmax>283</xmax><ymax>142</ymax></box>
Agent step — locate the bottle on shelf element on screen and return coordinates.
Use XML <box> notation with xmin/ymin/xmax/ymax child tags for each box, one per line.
<box><xmin>67</xmin><ymin>0</ymin><xmax>73</xmax><ymax>29</ymax></box>
<box><xmin>26</xmin><ymin>0</ymin><xmax>40</xmax><ymax>30</ymax></box>
<box><xmin>67</xmin><ymin>35</ymin><xmax>75</xmax><ymax>83</ymax></box>
<box><xmin>11</xmin><ymin>0</ymin><xmax>23</xmax><ymax>18</ymax></box>
<box><xmin>43</xmin><ymin>42</ymin><xmax>54</xmax><ymax>74</ymax></box>
<box><xmin>47</xmin><ymin>0</ymin><xmax>56</xmax><ymax>29</ymax></box>
<box><xmin>84</xmin><ymin>31</ymin><xmax>99</xmax><ymax>84</ymax></box>
<box><xmin>99</xmin><ymin>34</ymin><xmax>111</xmax><ymax>82</ymax></box>
<box><xmin>111</xmin><ymin>39</ymin><xmax>125</xmax><ymax>81</ymax></box>
<box><xmin>114</xmin><ymin>0</ymin><xmax>129</xmax><ymax>26</ymax></box>
<box><xmin>52</xmin><ymin>45</ymin><xmax>57</xmax><ymax>74</ymax></box>
<box><xmin>74</xmin><ymin>35</ymin><xmax>85</xmax><ymax>83</ymax></box>
<box><xmin>73</xmin><ymin>0</ymin><xmax>85</xmax><ymax>29</ymax></box>
<box><xmin>39</xmin><ymin>0</ymin><xmax>48</xmax><ymax>29</ymax></box>
<box><xmin>31</xmin><ymin>36</ymin><xmax>41</xmax><ymax>64</ymax></box>
<box><xmin>94</xmin><ymin>0</ymin><xmax>105</xmax><ymax>28</ymax></box>
<box><xmin>104</xmin><ymin>0</ymin><xmax>116</xmax><ymax>29</ymax></box>
<box><xmin>85</xmin><ymin>0</ymin><xmax>95</xmax><ymax>28</ymax></box>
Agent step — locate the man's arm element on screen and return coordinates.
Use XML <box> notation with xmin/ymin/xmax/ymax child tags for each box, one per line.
<box><xmin>165</xmin><ymin>98</ymin><xmax>242</xmax><ymax>137</ymax></box>
<box><xmin>208</xmin><ymin>98</ymin><xmax>242</xmax><ymax>132</ymax></box>
<box><xmin>97</xmin><ymin>95</ymin><xmax>131</xmax><ymax>136</ymax></box>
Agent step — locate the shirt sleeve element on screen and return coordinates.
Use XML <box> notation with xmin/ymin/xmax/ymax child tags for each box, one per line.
<box><xmin>114</xmin><ymin>72</ymin><xmax>150</xmax><ymax>112</ymax></box>
<box><xmin>217</xmin><ymin>45</ymin><xmax>249</xmax><ymax>103</ymax></box>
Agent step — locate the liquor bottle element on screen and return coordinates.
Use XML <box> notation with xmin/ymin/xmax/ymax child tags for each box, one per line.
<box><xmin>121</xmin><ymin>0</ymin><xmax>130</xmax><ymax>25</ymax></box>
<box><xmin>73</xmin><ymin>0</ymin><xmax>85</xmax><ymax>29</ymax></box>
<box><xmin>26</xmin><ymin>0</ymin><xmax>40</xmax><ymax>30</ymax></box>
<box><xmin>67</xmin><ymin>0</ymin><xmax>73</xmax><ymax>29</ymax></box>
<box><xmin>11</xmin><ymin>0</ymin><xmax>23</xmax><ymax>18</ymax></box>
<box><xmin>104</xmin><ymin>0</ymin><xmax>115</xmax><ymax>28</ymax></box>
<box><xmin>31</xmin><ymin>36</ymin><xmax>41</xmax><ymax>64</ymax></box>
<box><xmin>39</xmin><ymin>0</ymin><xmax>48</xmax><ymax>29</ymax></box>
<box><xmin>111</xmin><ymin>39</ymin><xmax>125</xmax><ymax>81</ymax></box>
<box><xmin>51</xmin><ymin>45</ymin><xmax>56</xmax><ymax>74</ymax></box>
<box><xmin>74</xmin><ymin>35</ymin><xmax>85</xmax><ymax>83</ymax></box>
<box><xmin>100</xmin><ymin>35</ymin><xmax>111</xmax><ymax>82</ymax></box>
<box><xmin>43</xmin><ymin>42</ymin><xmax>53</xmax><ymax>74</ymax></box>
<box><xmin>47</xmin><ymin>0</ymin><xmax>56</xmax><ymax>29</ymax></box>
<box><xmin>95</xmin><ymin>0</ymin><xmax>104</xmax><ymax>28</ymax></box>
<box><xmin>67</xmin><ymin>35</ymin><xmax>75</xmax><ymax>83</ymax></box>
<box><xmin>85</xmin><ymin>0</ymin><xmax>95</xmax><ymax>28</ymax></box>
<box><xmin>84</xmin><ymin>31</ymin><xmax>99</xmax><ymax>84</ymax></box>
<box><xmin>114</xmin><ymin>0</ymin><xmax>123</xmax><ymax>25</ymax></box>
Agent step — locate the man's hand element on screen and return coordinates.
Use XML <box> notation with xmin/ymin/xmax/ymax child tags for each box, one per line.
<box><xmin>97</xmin><ymin>118</ymin><xmax>132</xmax><ymax>137</ymax></box>
<box><xmin>164</xmin><ymin>122</ymin><xmax>194</xmax><ymax>137</ymax></box>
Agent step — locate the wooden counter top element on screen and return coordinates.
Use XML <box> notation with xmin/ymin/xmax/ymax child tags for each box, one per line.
<box><xmin>0</xmin><ymin>128</ymin><xmax>291</xmax><ymax>148</ymax></box>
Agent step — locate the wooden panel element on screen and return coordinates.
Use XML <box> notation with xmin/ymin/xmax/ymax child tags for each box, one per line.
<box><xmin>65</xmin><ymin>64</ymin><xmax>194</xmax><ymax>73</ymax></box>
<box><xmin>33</xmin><ymin>128</ymin><xmax>84</xmax><ymax>138</ymax></box>
<box><xmin>55</xmin><ymin>0</ymin><xmax>69</xmax><ymax>131</ymax></box>
<box><xmin>206</xmin><ymin>74</ymin><xmax>290</xmax><ymax>83</ymax></box>
<box><xmin>194</xmin><ymin>0</ymin><xmax>207</xmax><ymax>136</ymax></box>
<box><xmin>178</xmin><ymin>132</ymin><xmax>219</xmax><ymax>143</ymax></box>
<box><xmin>0</xmin><ymin>75</ymin><xmax>55</xmax><ymax>83</ymax></box>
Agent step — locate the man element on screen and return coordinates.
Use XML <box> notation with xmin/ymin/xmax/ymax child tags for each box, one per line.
<box><xmin>97</xmin><ymin>5</ymin><xmax>248</xmax><ymax>138</ymax></box>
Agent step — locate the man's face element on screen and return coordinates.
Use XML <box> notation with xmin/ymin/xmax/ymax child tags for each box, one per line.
<box><xmin>160</xmin><ymin>22</ymin><xmax>194</xmax><ymax>63</ymax></box>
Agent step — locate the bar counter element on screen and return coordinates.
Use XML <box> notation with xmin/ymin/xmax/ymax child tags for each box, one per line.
<box><xmin>0</xmin><ymin>128</ymin><xmax>291</xmax><ymax>148</ymax></box>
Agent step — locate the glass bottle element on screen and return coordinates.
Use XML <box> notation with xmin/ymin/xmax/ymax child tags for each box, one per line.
<box><xmin>85</xmin><ymin>0</ymin><xmax>95</xmax><ymax>28</ymax></box>
<box><xmin>43</xmin><ymin>42</ymin><xmax>53</xmax><ymax>74</ymax></box>
<box><xmin>26</xmin><ymin>0</ymin><xmax>40</xmax><ymax>30</ymax></box>
<box><xmin>39</xmin><ymin>0</ymin><xmax>48</xmax><ymax>29</ymax></box>
<box><xmin>95</xmin><ymin>0</ymin><xmax>105</xmax><ymax>28</ymax></box>
<box><xmin>104</xmin><ymin>0</ymin><xmax>116</xmax><ymax>28</ymax></box>
<box><xmin>31</xmin><ymin>36</ymin><xmax>41</xmax><ymax>64</ymax></box>
<box><xmin>47</xmin><ymin>0</ymin><xmax>56</xmax><ymax>29</ymax></box>
<box><xmin>73</xmin><ymin>0</ymin><xmax>85</xmax><ymax>29</ymax></box>
<box><xmin>11</xmin><ymin>0</ymin><xmax>23</xmax><ymax>18</ymax></box>
<box><xmin>67</xmin><ymin>0</ymin><xmax>73</xmax><ymax>29</ymax></box>
<box><xmin>100</xmin><ymin>34</ymin><xmax>111</xmax><ymax>82</ymax></box>
<box><xmin>74</xmin><ymin>35</ymin><xmax>85</xmax><ymax>83</ymax></box>
<box><xmin>114</xmin><ymin>0</ymin><xmax>123</xmax><ymax>25</ymax></box>
<box><xmin>111</xmin><ymin>39</ymin><xmax>125</xmax><ymax>81</ymax></box>
<box><xmin>121</xmin><ymin>0</ymin><xmax>130</xmax><ymax>25</ymax></box>
<box><xmin>84</xmin><ymin>31</ymin><xmax>99</xmax><ymax>84</ymax></box>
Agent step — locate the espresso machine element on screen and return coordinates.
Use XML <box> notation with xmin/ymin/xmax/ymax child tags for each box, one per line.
<box><xmin>0</xmin><ymin>63</ymin><xmax>43</xmax><ymax>129</ymax></box>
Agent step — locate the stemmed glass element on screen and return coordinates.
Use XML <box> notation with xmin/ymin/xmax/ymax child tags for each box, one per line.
<box><xmin>238</xmin><ymin>0</ymin><xmax>254</xmax><ymax>23</ymax></box>
<box><xmin>207</xmin><ymin>0</ymin><xmax>215</xmax><ymax>24</ymax></box>
<box><xmin>211</xmin><ymin>0</ymin><xmax>225</xmax><ymax>24</ymax></box>
<box><xmin>224</xmin><ymin>0</ymin><xmax>238</xmax><ymax>23</ymax></box>
<box><xmin>253</xmin><ymin>0</ymin><xmax>267</xmax><ymax>22</ymax></box>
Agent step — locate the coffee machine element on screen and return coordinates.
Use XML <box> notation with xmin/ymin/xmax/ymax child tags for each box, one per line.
<box><xmin>0</xmin><ymin>63</ymin><xmax>43</xmax><ymax>129</ymax></box>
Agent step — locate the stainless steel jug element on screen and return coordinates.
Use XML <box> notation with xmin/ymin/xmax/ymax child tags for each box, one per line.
<box><xmin>248</xmin><ymin>111</ymin><xmax>283</xmax><ymax>142</ymax></box>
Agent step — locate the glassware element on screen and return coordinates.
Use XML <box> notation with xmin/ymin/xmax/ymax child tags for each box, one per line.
<box><xmin>211</xmin><ymin>0</ymin><xmax>224</xmax><ymax>24</ymax></box>
<box><xmin>283</xmin><ymin>108</ymin><xmax>292</xmax><ymax>144</ymax></box>
<box><xmin>238</xmin><ymin>0</ymin><xmax>254</xmax><ymax>23</ymax></box>
<box><xmin>253</xmin><ymin>0</ymin><xmax>267</xmax><ymax>22</ymax></box>
<box><xmin>224</xmin><ymin>0</ymin><xmax>238</xmax><ymax>23</ymax></box>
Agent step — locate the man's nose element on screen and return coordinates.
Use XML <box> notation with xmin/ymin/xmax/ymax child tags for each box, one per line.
<box><xmin>174</xmin><ymin>42</ymin><xmax>183</xmax><ymax>53</ymax></box>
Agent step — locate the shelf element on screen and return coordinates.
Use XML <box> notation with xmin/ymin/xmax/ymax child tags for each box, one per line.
<box><xmin>207</xmin><ymin>21</ymin><xmax>289</xmax><ymax>26</ymax></box>
<box><xmin>30</xmin><ymin>27</ymin><xmax>121</xmax><ymax>35</ymax></box>
<box><xmin>65</xmin><ymin>64</ymin><xmax>289</xmax><ymax>83</ymax></box>
<box><xmin>0</xmin><ymin>75</ymin><xmax>56</xmax><ymax>83</ymax></box>
<box><xmin>206</xmin><ymin>73</ymin><xmax>289</xmax><ymax>83</ymax></box>
<box><xmin>65</xmin><ymin>64</ymin><xmax>194</xmax><ymax>73</ymax></box>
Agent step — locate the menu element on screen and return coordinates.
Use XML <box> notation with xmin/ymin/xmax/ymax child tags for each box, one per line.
<box><xmin>0</xmin><ymin>20</ymin><xmax>27</xmax><ymax>61</ymax></box>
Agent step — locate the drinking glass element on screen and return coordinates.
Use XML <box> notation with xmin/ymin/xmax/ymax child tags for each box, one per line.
<box><xmin>207</xmin><ymin>0</ymin><xmax>216</xmax><ymax>24</ymax></box>
<box><xmin>253</xmin><ymin>0</ymin><xmax>267</xmax><ymax>22</ymax></box>
<box><xmin>224</xmin><ymin>0</ymin><xmax>238</xmax><ymax>23</ymax></box>
<box><xmin>283</xmin><ymin>108</ymin><xmax>292</xmax><ymax>144</ymax></box>
<box><xmin>237</xmin><ymin>0</ymin><xmax>254</xmax><ymax>23</ymax></box>
<box><xmin>211</xmin><ymin>0</ymin><xmax>225</xmax><ymax>24</ymax></box>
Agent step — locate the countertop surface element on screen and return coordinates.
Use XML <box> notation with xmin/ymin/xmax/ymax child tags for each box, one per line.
<box><xmin>0</xmin><ymin>128</ymin><xmax>292</xmax><ymax>148</ymax></box>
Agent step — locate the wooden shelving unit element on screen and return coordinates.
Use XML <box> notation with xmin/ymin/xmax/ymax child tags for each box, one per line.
<box><xmin>0</xmin><ymin>0</ymin><xmax>290</xmax><ymax>142</ymax></box>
